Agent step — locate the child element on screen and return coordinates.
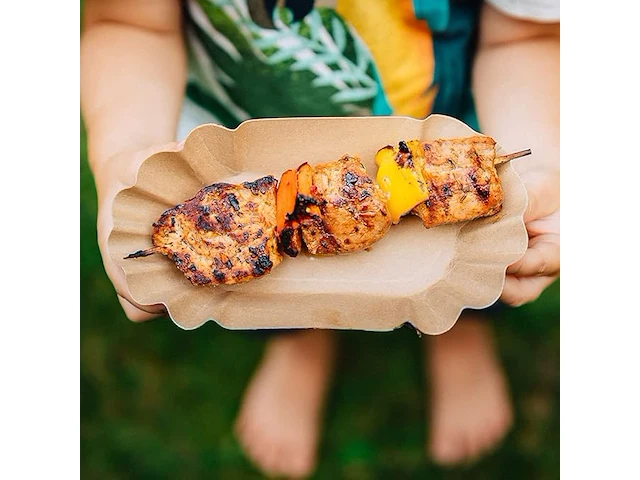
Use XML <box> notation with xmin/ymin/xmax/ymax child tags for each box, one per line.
<box><xmin>81</xmin><ymin>0</ymin><xmax>559</xmax><ymax>476</ymax></box>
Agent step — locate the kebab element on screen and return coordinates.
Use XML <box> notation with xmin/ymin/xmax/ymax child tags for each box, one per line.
<box><xmin>125</xmin><ymin>176</ymin><xmax>282</xmax><ymax>286</ymax></box>
<box><xmin>276</xmin><ymin>155</ymin><xmax>392</xmax><ymax>257</ymax></box>
<box><xmin>375</xmin><ymin>135</ymin><xmax>529</xmax><ymax>227</ymax></box>
<box><xmin>125</xmin><ymin>135</ymin><xmax>530</xmax><ymax>286</ymax></box>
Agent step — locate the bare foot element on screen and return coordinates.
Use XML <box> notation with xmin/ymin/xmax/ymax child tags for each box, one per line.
<box><xmin>426</xmin><ymin>314</ymin><xmax>513</xmax><ymax>465</ymax></box>
<box><xmin>234</xmin><ymin>329</ymin><xmax>336</xmax><ymax>478</ymax></box>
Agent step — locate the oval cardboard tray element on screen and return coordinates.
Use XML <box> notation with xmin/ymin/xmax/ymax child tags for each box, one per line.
<box><xmin>108</xmin><ymin>114</ymin><xmax>528</xmax><ymax>334</ymax></box>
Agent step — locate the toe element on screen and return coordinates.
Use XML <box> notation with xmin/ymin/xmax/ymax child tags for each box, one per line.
<box><xmin>430</xmin><ymin>430</ymin><xmax>466</xmax><ymax>465</ymax></box>
<box><xmin>242</xmin><ymin>426</ymin><xmax>269</xmax><ymax>469</ymax></box>
<box><xmin>487</xmin><ymin>421</ymin><xmax>504</xmax><ymax>449</ymax></box>
<box><xmin>256</xmin><ymin>441</ymin><xmax>280</xmax><ymax>477</ymax></box>
<box><xmin>464</xmin><ymin>429</ymin><xmax>484</xmax><ymax>463</ymax></box>
<box><xmin>271</xmin><ymin>435</ymin><xmax>314</xmax><ymax>479</ymax></box>
<box><xmin>492</xmin><ymin>406</ymin><xmax>513</xmax><ymax>442</ymax></box>
<box><xmin>290</xmin><ymin>446</ymin><xmax>315</xmax><ymax>478</ymax></box>
<box><xmin>277</xmin><ymin>440</ymin><xmax>307</xmax><ymax>478</ymax></box>
<box><xmin>474</xmin><ymin>425</ymin><xmax>498</xmax><ymax>460</ymax></box>
<box><xmin>480</xmin><ymin>411</ymin><xmax>511</xmax><ymax>457</ymax></box>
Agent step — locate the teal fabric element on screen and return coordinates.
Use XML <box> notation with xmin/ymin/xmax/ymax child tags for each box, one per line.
<box><xmin>411</xmin><ymin>0</ymin><xmax>450</xmax><ymax>32</ymax></box>
<box><xmin>370</xmin><ymin>62</ymin><xmax>393</xmax><ymax>116</ymax></box>
<box><xmin>422</xmin><ymin>0</ymin><xmax>482</xmax><ymax>131</ymax></box>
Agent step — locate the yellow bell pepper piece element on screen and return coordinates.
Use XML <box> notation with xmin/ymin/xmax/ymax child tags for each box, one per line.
<box><xmin>375</xmin><ymin>143</ymin><xmax>430</xmax><ymax>224</ymax></box>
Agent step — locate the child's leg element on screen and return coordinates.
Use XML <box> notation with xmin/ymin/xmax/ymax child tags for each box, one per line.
<box><xmin>425</xmin><ymin>311</ymin><xmax>513</xmax><ymax>464</ymax></box>
<box><xmin>234</xmin><ymin>329</ymin><xmax>336</xmax><ymax>478</ymax></box>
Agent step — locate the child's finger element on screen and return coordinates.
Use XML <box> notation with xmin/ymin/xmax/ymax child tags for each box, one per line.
<box><xmin>506</xmin><ymin>234</ymin><xmax>559</xmax><ymax>277</ymax></box>
<box><xmin>525</xmin><ymin>210</ymin><xmax>560</xmax><ymax>237</ymax></box>
<box><xmin>500</xmin><ymin>275</ymin><xmax>557</xmax><ymax>307</ymax></box>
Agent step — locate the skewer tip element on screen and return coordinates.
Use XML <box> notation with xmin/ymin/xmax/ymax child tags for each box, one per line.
<box><xmin>495</xmin><ymin>148</ymin><xmax>532</xmax><ymax>165</ymax></box>
<box><xmin>124</xmin><ymin>248</ymin><xmax>157</xmax><ymax>259</ymax></box>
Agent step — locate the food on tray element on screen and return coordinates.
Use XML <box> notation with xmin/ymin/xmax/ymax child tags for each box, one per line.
<box><xmin>275</xmin><ymin>167</ymin><xmax>302</xmax><ymax>257</ymax></box>
<box><xmin>125</xmin><ymin>135</ymin><xmax>530</xmax><ymax>286</ymax></box>
<box><xmin>376</xmin><ymin>135</ymin><xmax>528</xmax><ymax>227</ymax></box>
<box><xmin>125</xmin><ymin>176</ymin><xmax>282</xmax><ymax>285</ymax></box>
<box><xmin>279</xmin><ymin>155</ymin><xmax>392</xmax><ymax>256</ymax></box>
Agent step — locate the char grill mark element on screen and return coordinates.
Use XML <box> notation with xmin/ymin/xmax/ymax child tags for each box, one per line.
<box><xmin>298</xmin><ymin>155</ymin><xmax>392</xmax><ymax>255</ymax></box>
<box><xmin>147</xmin><ymin>176</ymin><xmax>282</xmax><ymax>285</ymax></box>
<box><xmin>411</xmin><ymin>136</ymin><xmax>504</xmax><ymax>227</ymax></box>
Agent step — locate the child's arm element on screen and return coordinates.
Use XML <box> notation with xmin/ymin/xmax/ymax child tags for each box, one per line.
<box><xmin>81</xmin><ymin>0</ymin><xmax>186</xmax><ymax>320</ymax></box>
<box><xmin>472</xmin><ymin>3</ymin><xmax>560</xmax><ymax>306</ymax></box>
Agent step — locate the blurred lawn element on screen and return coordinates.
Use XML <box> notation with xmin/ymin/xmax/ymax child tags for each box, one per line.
<box><xmin>80</xmin><ymin>123</ymin><xmax>559</xmax><ymax>479</ymax></box>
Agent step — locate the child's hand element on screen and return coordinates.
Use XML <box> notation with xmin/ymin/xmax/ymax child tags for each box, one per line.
<box><xmin>500</xmin><ymin>177</ymin><xmax>560</xmax><ymax>307</ymax></box>
<box><xmin>95</xmin><ymin>143</ymin><xmax>181</xmax><ymax>321</ymax></box>
<box><xmin>471</xmin><ymin>2</ymin><xmax>560</xmax><ymax>308</ymax></box>
<box><xmin>81</xmin><ymin>0</ymin><xmax>187</xmax><ymax>320</ymax></box>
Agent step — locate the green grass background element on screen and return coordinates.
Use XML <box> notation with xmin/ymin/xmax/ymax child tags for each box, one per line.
<box><xmin>80</xmin><ymin>123</ymin><xmax>559</xmax><ymax>479</ymax></box>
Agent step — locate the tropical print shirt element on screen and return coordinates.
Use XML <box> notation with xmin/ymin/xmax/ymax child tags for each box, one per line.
<box><xmin>177</xmin><ymin>0</ymin><xmax>488</xmax><ymax>137</ymax></box>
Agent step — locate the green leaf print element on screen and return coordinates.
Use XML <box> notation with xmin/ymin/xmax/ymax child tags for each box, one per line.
<box><xmin>331</xmin><ymin>16</ymin><xmax>347</xmax><ymax>53</ymax></box>
<box><xmin>185</xmin><ymin>0</ymin><xmax>379</xmax><ymax>128</ymax></box>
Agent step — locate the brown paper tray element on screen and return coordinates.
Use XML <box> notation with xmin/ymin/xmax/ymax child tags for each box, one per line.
<box><xmin>108</xmin><ymin>114</ymin><xmax>528</xmax><ymax>334</ymax></box>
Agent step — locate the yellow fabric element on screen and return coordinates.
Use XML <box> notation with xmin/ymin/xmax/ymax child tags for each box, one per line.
<box><xmin>336</xmin><ymin>0</ymin><xmax>436</xmax><ymax>118</ymax></box>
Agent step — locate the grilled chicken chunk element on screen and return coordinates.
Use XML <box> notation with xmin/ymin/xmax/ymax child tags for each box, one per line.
<box><xmin>410</xmin><ymin>136</ymin><xmax>503</xmax><ymax>227</ymax></box>
<box><xmin>128</xmin><ymin>176</ymin><xmax>282</xmax><ymax>286</ymax></box>
<box><xmin>297</xmin><ymin>155</ymin><xmax>392</xmax><ymax>255</ymax></box>
<box><xmin>376</xmin><ymin>136</ymin><xmax>504</xmax><ymax>228</ymax></box>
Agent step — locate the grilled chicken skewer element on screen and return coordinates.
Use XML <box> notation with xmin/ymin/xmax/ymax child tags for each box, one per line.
<box><xmin>375</xmin><ymin>135</ymin><xmax>530</xmax><ymax>228</ymax></box>
<box><xmin>125</xmin><ymin>135</ymin><xmax>529</xmax><ymax>286</ymax></box>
